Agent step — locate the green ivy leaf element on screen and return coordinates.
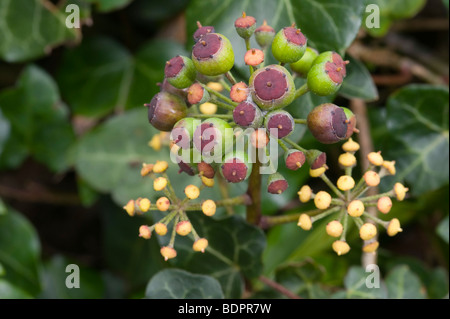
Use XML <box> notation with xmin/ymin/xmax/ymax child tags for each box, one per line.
<box><xmin>385</xmin><ymin>265</ymin><xmax>426</xmax><ymax>299</ymax></box>
<box><xmin>0</xmin><ymin>279</ymin><xmax>33</xmax><ymax>299</ymax></box>
<box><xmin>332</xmin><ymin>266</ymin><xmax>387</xmax><ymax>299</ymax></box>
<box><xmin>145</xmin><ymin>269</ymin><xmax>224</xmax><ymax>299</ymax></box>
<box><xmin>87</xmin><ymin>0</ymin><xmax>133</xmax><ymax>12</ymax></box>
<box><xmin>0</xmin><ymin>65</ymin><xmax>75</xmax><ymax>172</ymax></box>
<box><xmin>163</xmin><ymin>214</ymin><xmax>266</xmax><ymax>299</ymax></box>
<box><xmin>339</xmin><ymin>56</ymin><xmax>378</xmax><ymax>101</ymax></box>
<box><xmin>0</xmin><ymin>207</ymin><xmax>41</xmax><ymax>296</ymax></box>
<box><xmin>0</xmin><ymin>0</ymin><xmax>79</xmax><ymax>62</ymax></box>
<box><xmin>186</xmin><ymin>0</ymin><xmax>364</xmax><ymax>71</ymax></box>
<box><xmin>382</xmin><ymin>85</ymin><xmax>449</xmax><ymax>195</ymax></box>
<box><xmin>57</xmin><ymin>37</ymin><xmax>185</xmax><ymax>118</ymax></box>
<box><xmin>436</xmin><ymin>215</ymin><xmax>449</xmax><ymax>244</ymax></box>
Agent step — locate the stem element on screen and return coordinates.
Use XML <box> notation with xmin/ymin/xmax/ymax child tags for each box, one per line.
<box><xmin>184</xmin><ymin>195</ymin><xmax>251</xmax><ymax>211</ymax></box>
<box><xmin>277</xmin><ymin>139</ymin><xmax>289</xmax><ymax>153</ymax></box>
<box><xmin>210</xmin><ymin>98</ymin><xmax>236</xmax><ymax>111</ymax></box>
<box><xmin>225</xmin><ymin>71</ymin><xmax>237</xmax><ymax>85</ymax></box>
<box><xmin>246</xmin><ymin>156</ymin><xmax>262</xmax><ymax>225</ymax></box>
<box><xmin>340</xmin><ymin>210</ymin><xmax>349</xmax><ymax>241</ymax></box>
<box><xmin>362</xmin><ymin>212</ymin><xmax>389</xmax><ymax>227</ymax></box>
<box><xmin>259</xmin><ymin>276</ymin><xmax>302</xmax><ymax>299</ymax></box>
<box><xmin>162</xmin><ymin>172</ymin><xmax>179</xmax><ymax>202</ymax></box>
<box><xmin>244</xmin><ymin>38</ymin><xmax>254</xmax><ymax>76</ymax></box>
<box><xmin>219</xmin><ymin>79</ymin><xmax>231</xmax><ymax>91</ymax></box>
<box><xmin>202</xmin><ymin>84</ymin><xmax>237</xmax><ymax>107</ymax></box>
<box><xmin>216</xmin><ymin>173</ymin><xmax>235</xmax><ymax>215</ymax></box>
<box><xmin>310</xmin><ymin>206</ymin><xmax>341</xmax><ymax>223</ymax></box>
<box><xmin>294</xmin><ymin>83</ymin><xmax>309</xmax><ymax>99</ymax></box>
<box><xmin>260</xmin><ymin>208</ymin><xmax>323</xmax><ymax>228</ymax></box>
<box><xmin>283</xmin><ymin>137</ymin><xmax>308</xmax><ymax>153</ymax></box>
<box><xmin>168</xmin><ymin>214</ymin><xmax>180</xmax><ymax>247</ymax></box>
<box><xmin>359</xmin><ymin>191</ymin><xmax>394</xmax><ymax>202</ymax></box>
<box><xmin>293</xmin><ymin>118</ymin><xmax>307</xmax><ymax>125</ymax></box>
<box><xmin>187</xmin><ymin>113</ymin><xmax>233</xmax><ymax>119</ymax></box>
<box><xmin>320</xmin><ymin>174</ymin><xmax>345</xmax><ymax>199</ymax></box>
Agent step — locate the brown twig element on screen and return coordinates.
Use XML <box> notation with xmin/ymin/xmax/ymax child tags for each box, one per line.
<box><xmin>259</xmin><ymin>275</ymin><xmax>302</xmax><ymax>299</ymax></box>
<box><xmin>246</xmin><ymin>158</ymin><xmax>261</xmax><ymax>225</ymax></box>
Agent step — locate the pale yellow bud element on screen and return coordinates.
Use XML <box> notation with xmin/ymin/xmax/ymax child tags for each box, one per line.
<box><xmin>160</xmin><ymin>246</ymin><xmax>177</xmax><ymax>261</ymax></box>
<box><xmin>387</xmin><ymin>218</ymin><xmax>403</xmax><ymax>236</ymax></box>
<box><xmin>153</xmin><ymin>160</ymin><xmax>169</xmax><ymax>173</ymax></box>
<box><xmin>297</xmin><ymin>213</ymin><xmax>312</xmax><ymax>230</ymax></box>
<box><xmin>347</xmin><ymin>200</ymin><xmax>364</xmax><ymax>217</ymax></box>
<box><xmin>338</xmin><ymin>152</ymin><xmax>357</xmax><ymax>167</ymax></box>
<box><xmin>332</xmin><ymin>240</ymin><xmax>350</xmax><ymax>256</ymax></box>
<box><xmin>394</xmin><ymin>183</ymin><xmax>408</xmax><ymax>201</ymax></box>
<box><xmin>297</xmin><ymin>185</ymin><xmax>312</xmax><ymax>203</ymax></box>
<box><xmin>367</xmin><ymin>151</ymin><xmax>384</xmax><ymax>166</ymax></box>
<box><xmin>153</xmin><ymin>177</ymin><xmax>168</xmax><ymax>191</ymax></box>
<box><xmin>342</xmin><ymin>138</ymin><xmax>360</xmax><ymax>152</ymax></box>
<box><xmin>201</xmin><ymin>200</ymin><xmax>216</xmax><ymax>216</ymax></box>
<box><xmin>193</xmin><ymin>238</ymin><xmax>209</xmax><ymax>253</ymax></box>
<box><xmin>337</xmin><ymin>175</ymin><xmax>355</xmax><ymax>191</ymax></box>
<box><xmin>326</xmin><ymin>220</ymin><xmax>344</xmax><ymax>237</ymax></box>
<box><xmin>359</xmin><ymin>223</ymin><xmax>377</xmax><ymax>241</ymax></box>
<box><xmin>185</xmin><ymin>184</ymin><xmax>200</xmax><ymax>199</ymax></box>
<box><xmin>199</xmin><ymin>102</ymin><xmax>218</xmax><ymax>115</ymax></box>
<box><xmin>148</xmin><ymin>134</ymin><xmax>162</xmax><ymax>151</ymax></box>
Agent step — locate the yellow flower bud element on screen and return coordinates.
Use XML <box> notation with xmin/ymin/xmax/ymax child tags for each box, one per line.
<box><xmin>199</xmin><ymin>102</ymin><xmax>218</xmax><ymax>115</ymax></box>
<box><xmin>297</xmin><ymin>213</ymin><xmax>312</xmax><ymax>230</ymax></box>
<box><xmin>387</xmin><ymin>218</ymin><xmax>402</xmax><ymax>236</ymax></box>
<box><xmin>382</xmin><ymin>160</ymin><xmax>396</xmax><ymax>175</ymax></box>
<box><xmin>314</xmin><ymin>191</ymin><xmax>332</xmax><ymax>210</ymax></box>
<box><xmin>309</xmin><ymin>166</ymin><xmax>326</xmax><ymax>178</ymax></box>
<box><xmin>138</xmin><ymin>225</ymin><xmax>151</xmax><ymax>239</ymax></box>
<box><xmin>297</xmin><ymin>185</ymin><xmax>312</xmax><ymax>203</ymax></box>
<box><xmin>148</xmin><ymin>134</ymin><xmax>162</xmax><ymax>151</ymax></box>
<box><xmin>153</xmin><ymin>177</ymin><xmax>168</xmax><ymax>191</ymax></box>
<box><xmin>193</xmin><ymin>238</ymin><xmax>209</xmax><ymax>253</ymax></box>
<box><xmin>153</xmin><ymin>160</ymin><xmax>169</xmax><ymax>173</ymax></box>
<box><xmin>377</xmin><ymin>196</ymin><xmax>392</xmax><ymax>214</ymax></box>
<box><xmin>201</xmin><ymin>176</ymin><xmax>215</xmax><ymax>187</ymax></box>
<box><xmin>123</xmin><ymin>200</ymin><xmax>135</xmax><ymax>217</ymax></box>
<box><xmin>359</xmin><ymin>223</ymin><xmax>377</xmax><ymax>241</ymax></box>
<box><xmin>176</xmin><ymin>221</ymin><xmax>192</xmax><ymax>236</ymax></box>
<box><xmin>156</xmin><ymin>197</ymin><xmax>170</xmax><ymax>211</ymax></box>
<box><xmin>364</xmin><ymin>171</ymin><xmax>380</xmax><ymax>187</ymax></box>
<box><xmin>367</xmin><ymin>151</ymin><xmax>383</xmax><ymax>166</ymax></box>
<box><xmin>326</xmin><ymin>220</ymin><xmax>343</xmax><ymax>237</ymax></box>
<box><xmin>394</xmin><ymin>183</ymin><xmax>408</xmax><ymax>201</ymax></box>
<box><xmin>140</xmin><ymin>163</ymin><xmax>154</xmax><ymax>176</ymax></box>
<box><xmin>160</xmin><ymin>246</ymin><xmax>177</xmax><ymax>261</ymax></box>
<box><xmin>137</xmin><ymin>198</ymin><xmax>151</xmax><ymax>212</ymax></box>
<box><xmin>362</xmin><ymin>241</ymin><xmax>379</xmax><ymax>253</ymax></box>
<box><xmin>206</xmin><ymin>82</ymin><xmax>224</xmax><ymax>92</ymax></box>
<box><xmin>337</xmin><ymin>175</ymin><xmax>355</xmax><ymax>191</ymax></box>
<box><xmin>347</xmin><ymin>200</ymin><xmax>364</xmax><ymax>217</ymax></box>
<box><xmin>342</xmin><ymin>138</ymin><xmax>360</xmax><ymax>152</ymax></box>
<box><xmin>154</xmin><ymin>222</ymin><xmax>168</xmax><ymax>236</ymax></box>
<box><xmin>185</xmin><ymin>184</ymin><xmax>200</xmax><ymax>200</ymax></box>
<box><xmin>332</xmin><ymin>240</ymin><xmax>350</xmax><ymax>256</ymax></box>
<box><xmin>202</xmin><ymin>200</ymin><xmax>216</xmax><ymax>217</ymax></box>
<box><xmin>338</xmin><ymin>152</ymin><xmax>357</xmax><ymax>167</ymax></box>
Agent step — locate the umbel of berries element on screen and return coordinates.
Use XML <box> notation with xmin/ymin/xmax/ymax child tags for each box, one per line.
<box><xmin>164</xmin><ymin>55</ymin><xmax>197</xmax><ymax>89</ymax></box>
<box><xmin>307</xmin><ymin>51</ymin><xmax>348</xmax><ymax>96</ymax></box>
<box><xmin>146</xmin><ymin>92</ymin><xmax>188</xmax><ymax>131</ymax></box>
<box><xmin>192</xmin><ymin>33</ymin><xmax>235</xmax><ymax>76</ymax></box>
<box><xmin>307</xmin><ymin>103</ymin><xmax>354</xmax><ymax>144</ymax></box>
<box><xmin>249</xmin><ymin>64</ymin><xmax>296</xmax><ymax>110</ymax></box>
<box><xmin>271</xmin><ymin>25</ymin><xmax>307</xmax><ymax>63</ymax></box>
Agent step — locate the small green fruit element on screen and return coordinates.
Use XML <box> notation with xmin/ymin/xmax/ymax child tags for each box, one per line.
<box><xmin>271</xmin><ymin>26</ymin><xmax>307</xmax><ymax>64</ymax></box>
<box><xmin>264</xmin><ymin>109</ymin><xmax>295</xmax><ymax>139</ymax></box>
<box><xmin>220</xmin><ymin>150</ymin><xmax>252</xmax><ymax>183</ymax></box>
<box><xmin>307</xmin><ymin>51</ymin><xmax>347</xmax><ymax>96</ymax></box>
<box><xmin>254</xmin><ymin>20</ymin><xmax>275</xmax><ymax>49</ymax></box>
<box><xmin>290</xmin><ymin>47</ymin><xmax>319</xmax><ymax>77</ymax></box>
<box><xmin>267</xmin><ymin>172</ymin><xmax>288</xmax><ymax>194</ymax></box>
<box><xmin>192</xmin><ymin>33</ymin><xmax>234</xmax><ymax>76</ymax></box>
<box><xmin>234</xmin><ymin>12</ymin><xmax>256</xmax><ymax>39</ymax></box>
<box><xmin>164</xmin><ymin>55</ymin><xmax>197</xmax><ymax>89</ymax></box>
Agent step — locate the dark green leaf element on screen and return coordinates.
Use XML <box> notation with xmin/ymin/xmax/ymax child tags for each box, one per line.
<box><xmin>57</xmin><ymin>37</ymin><xmax>185</xmax><ymax>117</ymax></box>
<box><xmin>88</xmin><ymin>0</ymin><xmax>133</xmax><ymax>12</ymax></box>
<box><xmin>385</xmin><ymin>265</ymin><xmax>426</xmax><ymax>299</ymax></box>
<box><xmin>0</xmin><ymin>0</ymin><xmax>78</xmax><ymax>62</ymax></box>
<box><xmin>0</xmin><ymin>109</ymin><xmax>10</xmax><ymax>156</ymax></box>
<box><xmin>333</xmin><ymin>266</ymin><xmax>387</xmax><ymax>299</ymax></box>
<box><xmin>436</xmin><ymin>215</ymin><xmax>449</xmax><ymax>244</ymax></box>
<box><xmin>383</xmin><ymin>85</ymin><xmax>449</xmax><ymax>195</ymax></box>
<box><xmin>0</xmin><ymin>65</ymin><xmax>75</xmax><ymax>172</ymax></box>
<box><xmin>0</xmin><ymin>207</ymin><xmax>41</xmax><ymax>296</ymax></box>
<box><xmin>145</xmin><ymin>268</ymin><xmax>224</xmax><ymax>299</ymax></box>
<box><xmin>0</xmin><ymin>279</ymin><xmax>33</xmax><ymax>299</ymax></box>
<box><xmin>339</xmin><ymin>56</ymin><xmax>378</xmax><ymax>101</ymax></box>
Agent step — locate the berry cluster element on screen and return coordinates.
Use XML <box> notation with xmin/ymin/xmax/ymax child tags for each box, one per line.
<box><xmin>297</xmin><ymin>138</ymin><xmax>407</xmax><ymax>256</ymax></box>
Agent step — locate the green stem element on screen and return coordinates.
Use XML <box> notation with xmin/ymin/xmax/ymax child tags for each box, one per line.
<box><xmin>168</xmin><ymin>214</ymin><xmax>180</xmax><ymax>247</ymax></box>
<box><xmin>246</xmin><ymin>156</ymin><xmax>262</xmax><ymax>225</ymax></box>
<box><xmin>362</xmin><ymin>212</ymin><xmax>389</xmax><ymax>227</ymax></box>
<box><xmin>187</xmin><ymin>113</ymin><xmax>233</xmax><ymax>119</ymax></box>
<box><xmin>277</xmin><ymin>139</ymin><xmax>289</xmax><ymax>153</ymax></box>
<box><xmin>202</xmin><ymin>84</ymin><xmax>237</xmax><ymax>107</ymax></box>
<box><xmin>184</xmin><ymin>195</ymin><xmax>250</xmax><ymax>211</ymax></box>
<box><xmin>359</xmin><ymin>191</ymin><xmax>394</xmax><ymax>202</ymax></box>
<box><xmin>162</xmin><ymin>172</ymin><xmax>179</xmax><ymax>202</ymax></box>
<box><xmin>310</xmin><ymin>206</ymin><xmax>341</xmax><ymax>223</ymax></box>
<box><xmin>210</xmin><ymin>98</ymin><xmax>236</xmax><ymax>111</ymax></box>
<box><xmin>283</xmin><ymin>137</ymin><xmax>308</xmax><ymax>153</ymax></box>
<box><xmin>320</xmin><ymin>174</ymin><xmax>345</xmax><ymax>200</ymax></box>
<box><xmin>294</xmin><ymin>83</ymin><xmax>309</xmax><ymax>99</ymax></box>
<box><xmin>340</xmin><ymin>210</ymin><xmax>349</xmax><ymax>241</ymax></box>
<box><xmin>219</xmin><ymin>79</ymin><xmax>231</xmax><ymax>91</ymax></box>
<box><xmin>293</xmin><ymin>118</ymin><xmax>307</xmax><ymax>125</ymax></box>
<box><xmin>225</xmin><ymin>71</ymin><xmax>237</xmax><ymax>85</ymax></box>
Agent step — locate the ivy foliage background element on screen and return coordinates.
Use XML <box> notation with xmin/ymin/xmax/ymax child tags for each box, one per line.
<box><xmin>0</xmin><ymin>0</ymin><xmax>448</xmax><ymax>299</ymax></box>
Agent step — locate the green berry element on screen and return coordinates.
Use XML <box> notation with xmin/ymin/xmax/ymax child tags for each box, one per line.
<box><xmin>264</xmin><ymin>109</ymin><xmax>294</xmax><ymax>139</ymax></box>
<box><xmin>170</xmin><ymin>117</ymin><xmax>198</xmax><ymax>149</ymax></box>
<box><xmin>285</xmin><ymin>149</ymin><xmax>306</xmax><ymax>170</ymax></box>
<box><xmin>289</xmin><ymin>47</ymin><xmax>319</xmax><ymax>77</ymax></box>
<box><xmin>193</xmin><ymin>117</ymin><xmax>232</xmax><ymax>156</ymax></box>
<box><xmin>271</xmin><ymin>26</ymin><xmax>307</xmax><ymax>64</ymax></box>
<box><xmin>192</xmin><ymin>33</ymin><xmax>234</xmax><ymax>76</ymax></box>
<box><xmin>267</xmin><ymin>172</ymin><xmax>288</xmax><ymax>194</ymax></box>
<box><xmin>164</xmin><ymin>55</ymin><xmax>197</xmax><ymax>89</ymax></box>
<box><xmin>232</xmin><ymin>101</ymin><xmax>263</xmax><ymax>128</ymax></box>
<box><xmin>254</xmin><ymin>20</ymin><xmax>275</xmax><ymax>48</ymax></box>
<box><xmin>235</xmin><ymin>12</ymin><xmax>256</xmax><ymax>39</ymax></box>
<box><xmin>307</xmin><ymin>51</ymin><xmax>347</xmax><ymax>96</ymax></box>
<box><xmin>220</xmin><ymin>150</ymin><xmax>252</xmax><ymax>183</ymax></box>
<box><xmin>146</xmin><ymin>92</ymin><xmax>188</xmax><ymax>131</ymax></box>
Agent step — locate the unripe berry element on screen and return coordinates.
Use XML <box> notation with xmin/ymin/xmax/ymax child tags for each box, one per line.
<box><xmin>153</xmin><ymin>160</ymin><xmax>169</xmax><ymax>173</ymax></box>
<box><xmin>193</xmin><ymin>117</ymin><xmax>232</xmax><ymax>156</ymax></box>
<box><xmin>347</xmin><ymin>200</ymin><xmax>364</xmax><ymax>217</ymax></box>
<box><xmin>362</xmin><ymin>241</ymin><xmax>379</xmax><ymax>253</ymax></box>
<box><xmin>249</xmin><ymin>64</ymin><xmax>296</xmax><ymax>110</ymax></box>
<box><xmin>377</xmin><ymin>196</ymin><xmax>392</xmax><ymax>214</ymax></box>
<box><xmin>307</xmin><ymin>103</ymin><xmax>349</xmax><ymax>144</ymax></box>
<box><xmin>193</xmin><ymin>21</ymin><xmax>215</xmax><ymax>42</ymax></box>
<box><xmin>147</xmin><ymin>92</ymin><xmax>188</xmax><ymax>132</ymax></box>
<box><xmin>326</xmin><ymin>220</ymin><xmax>344</xmax><ymax>237</ymax></box>
<box><xmin>137</xmin><ymin>198</ymin><xmax>151</xmax><ymax>212</ymax></box>
<box><xmin>192</xmin><ymin>33</ymin><xmax>234</xmax><ymax>76</ymax></box>
<box><xmin>307</xmin><ymin>149</ymin><xmax>327</xmax><ymax>170</ymax></box>
<box><xmin>202</xmin><ymin>199</ymin><xmax>216</xmax><ymax>216</ymax></box>
<box><xmin>123</xmin><ymin>200</ymin><xmax>135</xmax><ymax>217</ymax></box>
<box><xmin>171</xmin><ymin>117</ymin><xmax>198</xmax><ymax>149</ymax></box>
<box><xmin>233</xmin><ymin>101</ymin><xmax>263</xmax><ymax>128</ymax></box>
<box><xmin>298</xmin><ymin>185</ymin><xmax>312</xmax><ymax>203</ymax></box>
<box><xmin>140</xmin><ymin>163</ymin><xmax>154</xmax><ymax>177</ymax></box>
<box><xmin>160</xmin><ymin>246</ymin><xmax>177</xmax><ymax>261</ymax></box>
<box><xmin>185</xmin><ymin>184</ymin><xmax>200</xmax><ymax>200</ymax></box>
<box><xmin>394</xmin><ymin>183</ymin><xmax>408</xmax><ymax>201</ymax></box>
<box><xmin>297</xmin><ymin>213</ymin><xmax>312</xmax><ymax>230</ymax></box>
<box><xmin>387</xmin><ymin>218</ymin><xmax>402</xmax><ymax>236</ymax></box>
<box><xmin>250</xmin><ymin>129</ymin><xmax>269</xmax><ymax>149</ymax></box>
<box><xmin>342</xmin><ymin>137</ymin><xmax>360</xmax><ymax>152</ymax></box>
<box><xmin>193</xmin><ymin>238</ymin><xmax>209</xmax><ymax>253</ymax></box>
<box><xmin>165</xmin><ymin>55</ymin><xmax>197</xmax><ymax>89</ymax></box>
<box><xmin>245</xmin><ymin>49</ymin><xmax>265</xmax><ymax>66</ymax></box>
<box><xmin>290</xmin><ymin>47</ymin><xmax>319</xmax><ymax>77</ymax></box>
<box><xmin>267</xmin><ymin>172</ymin><xmax>289</xmax><ymax>194</ymax></box>
<box><xmin>159</xmin><ymin>78</ymin><xmax>188</xmax><ymax>100</ymax></box>
<box><xmin>230</xmin><ymin>81</ymin><xmax>249</xmax><ymax>103</ymax></box>
<box><xmin>285</xmin><ymin>149</ymin><xmax>306</xmax><ymax>170</ymax></box>
<box><xmin>272</xmin><ymin>26</ymin><xmax>307</xmax><ymax>64</ymax></box>
<box><xmin>176</xmin><ymin>220</ymin><xmax>192</xmax><ymax>236</ymax></box>
<box><xmin>153</xmin><ymin>177</ymin><xmax>168</xmax><ymax>191</ymax></box>
<box><xmin>363</xmin><ymin>171</ymin><xmax>380</xmax><ymax>187</ymax></box>
<box><xmin>314</xmin><ymin>191</ymin><xmax>332</xmax><ymax>210</ymax></box>
<box><xmin>156</xmin><ymin>197</ymin><xmax>171</xmax><ymax>211</ymax></box>
<box><xmin>265</xmin><ymin>110</ymin><xmax>295</xmax><ymax>139</ymax></box>
<box><xmin>337</xmin><ymin>175</ymin><xmax>355</xmax><ymax>191</ymax></box>
<box><xmin>199</xmin><ymin>102</ymin><xmax>217</xmax><ymax>115</ymax></box>
<box><xmin>139</xmin><ymin>225</ymin><xmax>151</xmax><ymax>239</ymax></box>
<box><xmin>332</xmin><ymin>240</ymin><xmax>350</xmax><ymax>256</ymax></box>
<box><xmin>154</xmin><ymin>222</ymin><xmax>168</xmax><ymax>236</ymax></box>
<box><xmin>254</xmin><ymin>20</ymin><xmax>275</xmax><ymax>48</ymax></box>
<box><xmin>235</xmin><ymin>12</ymin><xmax>256</xmax><ymax>39</ymax></box>
<box><xmin>197</xmin><ymin>161</ymin><xmax>216</xmax><ymax>179</ymax></box>
<box><xmin>382</xmin><ymin>160</ymin><xmax>396</xmax><ymax>175</ymax></box>
<box><xmin>307</xmin><ymin>51</ymin><xmax>347</xmax><ymax>96</ymax></box>
<box><xmin>367</xmin><ymin>151</ymin><xmax>384</xmax><ymax>166</ymax></box>
<box><xmin>187</xmin><ymin>82</ymin><xmax>210</xmax><ymax>105</ymax></box>
<box><xmin>359</xmin><ymin>223</ymin><xmax>377</xmax><ymax>241</ymax></box>
<box><xmin>338</xmin><ymin>152</ymin><xmax>357</xmax><ymax>167</ymax></box>
<box><xmin>220</xmin><ymin>150</ymin><xmax>252</xmax><ymax>183</ymax></box>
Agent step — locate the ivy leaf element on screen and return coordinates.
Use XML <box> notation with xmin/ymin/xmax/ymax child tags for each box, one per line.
<box><xmin>382</xmin><ymin>85</ymin><xmax>449</xmax><ymax>195</ymax></box>
<box><xmin>339</xmin><ymin>56</ymin><xmax>378</xmax><ymax>101</ymax></box>
<box><xmin>57</xmin><ymin>37</ymin><xmax>185</xmax><ymax>118</ymax></box>
<box><xmin>332</xmin><ymin>266</ymin><xmax>387</xmax><ymax>299</ymax></box>
<box><xmin>186</xmin><ymin>0</ymin><xmax>364</xmax><ymax>71</ymax></box>
<box><xmin>145</xmin><ymin>269</ymin><xmax>224</xmax><ymax>299</ymax></box>
<box><xmin>385</xmin><ymin>265</ymin><xmax>426</xmax><ymax>299</ymax></box>
<box><xmin>0</xmin><ymin>0</ymin><xmax>79</xmax><ymax>62</ymax></box>
<box><xmin>0</xmin><ymin>207</ymin><xmax>42</xmax><ymax>296</ymax></box>
<box><xmin>164</xmin><ymin>214</ymin><xmax>266</xmax><ymax>299</ymax></box>
<box><xmin>0</xmin><ymin>65</ymin><xmax>75</xmax><ymax>172</ymax></box>
<box><xmin>436</xmin><ymin>215</ymin><xmax>449</xmax><ymax>244</ymax></box>
<box><xmin>0</xmin><ymin>279</ymin><xmax>33</xmax><ymax>299</ymax></box>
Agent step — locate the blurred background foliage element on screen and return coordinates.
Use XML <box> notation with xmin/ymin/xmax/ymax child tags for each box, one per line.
<box><xmin>0</xmin><ymin>0</ymin><xmax>448</xmax><ymax>299</ymax></box>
